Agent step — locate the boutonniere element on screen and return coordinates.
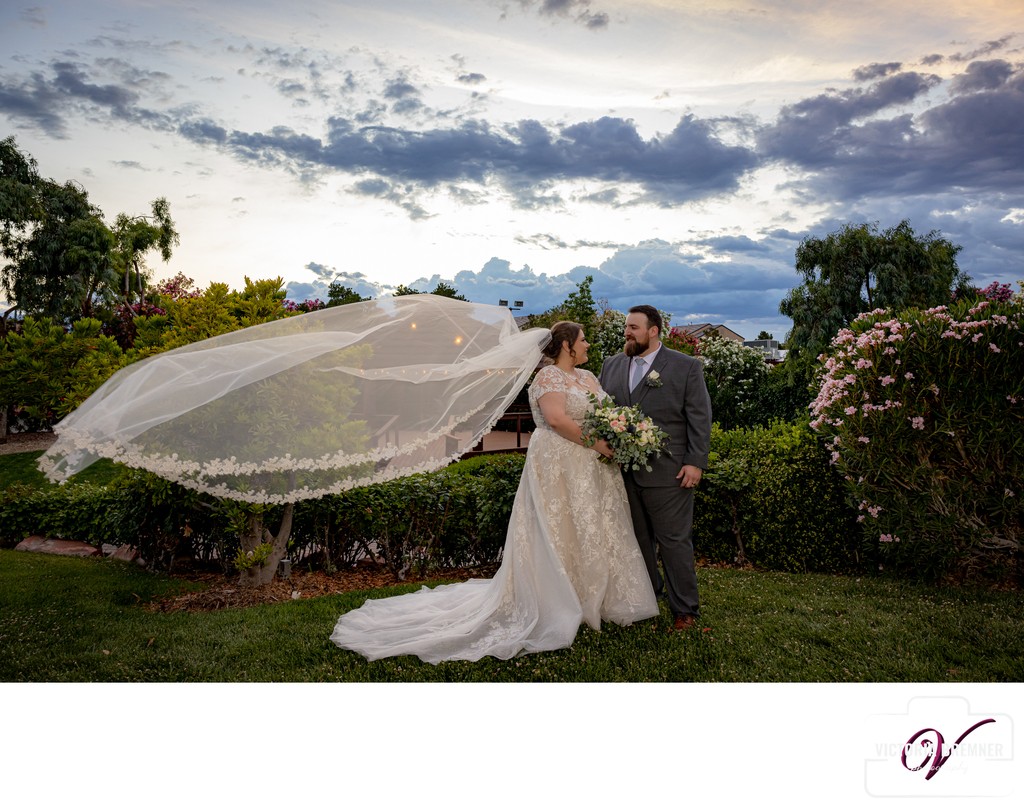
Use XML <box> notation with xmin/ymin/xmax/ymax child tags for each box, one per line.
<box><xmin>645</xmin><ymin>370</ymin><xmax>663</xmax><ymax>388</ymax></box>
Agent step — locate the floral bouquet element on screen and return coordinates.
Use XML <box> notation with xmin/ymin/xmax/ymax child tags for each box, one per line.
<box><xmin>581</xmin><ymin>393</ymin><xmax>670</xmax><ymax>472</ymax></box>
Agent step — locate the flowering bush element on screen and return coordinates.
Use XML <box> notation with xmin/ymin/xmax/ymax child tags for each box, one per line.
<box><xmin>810</xmin><ymin>298</ymin><xmax>1023</xmax><ymax>582</ymax></box>
<box><xmin>283</xmin><ymin>298</ymin><xmax>327</xmax><ymax>313</ymax></box>
<box><xmin>154</xmin><ymin>272</ymin><xmax>201</xmax><ymax>301</ymax></box>
<box><xmin>102</xmin><ymin>300</ymin><xmax>167</xmax><ymax>350</ymax></box>
<box><xmin>662</xmin><ymin>326</ymin><xmax>700</xmax><ymax>356</ymax></box>
<box><xmin>581</xmin><ymin>394</ymin><xmax>669</xmax><ymax>472</ymax></box>
<box><xmin>978</xmin><ymin>281</ymin><xmax>1014</xmax><ymax>303</ymax></box>
<box><xmin>698</xmin><ymin>336</ymin><xmax>770</xmax><ymax>429</ymax></box>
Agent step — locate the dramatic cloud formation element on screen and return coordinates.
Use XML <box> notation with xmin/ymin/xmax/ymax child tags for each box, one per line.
<box><xmin>2</xmin><ymin>1</ymin><xmax>1022</xmax><ymax>341</ymax></box>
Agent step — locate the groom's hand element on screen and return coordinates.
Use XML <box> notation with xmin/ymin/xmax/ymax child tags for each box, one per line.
<box><xmin>676</xmin><ymin>464</ymin><xmax>702</xmax><ymax>488</ymax></box>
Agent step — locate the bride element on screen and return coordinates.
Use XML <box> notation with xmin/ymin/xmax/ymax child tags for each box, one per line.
<box><xmin>330</xmin><ymin>321</ymin><xmax>659</xmax><ymax>663</ymax></box>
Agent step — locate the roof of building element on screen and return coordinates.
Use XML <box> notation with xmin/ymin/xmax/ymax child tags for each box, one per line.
<box><xmin>674</xmin><ymin>323</ymin><xmax>746</xmax><ymax>342</ymax></box>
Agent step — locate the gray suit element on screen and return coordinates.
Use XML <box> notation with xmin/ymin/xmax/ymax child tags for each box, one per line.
<box><xmin>600</xmin><ymin>347</ymin><xmax>712</xmax><ymax>619</ymax></box>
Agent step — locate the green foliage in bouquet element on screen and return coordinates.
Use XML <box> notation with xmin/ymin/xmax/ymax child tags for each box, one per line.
<box><xmin>810</xmin><ymin>297</ymin><xmax>1024</xmax><ymax>584</ymax></box>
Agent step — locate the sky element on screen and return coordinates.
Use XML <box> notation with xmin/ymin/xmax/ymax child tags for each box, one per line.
<box><xmin>2</xmin><ymin>1</ymin><xmax>1024</xmax><ymax>341</ymax></box>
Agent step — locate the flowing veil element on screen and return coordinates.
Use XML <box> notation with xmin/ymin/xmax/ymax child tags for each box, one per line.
<box><xmin>39</xmin><ymin>295</ymin><xmax>550</xmax><ymax>503</ymax></box>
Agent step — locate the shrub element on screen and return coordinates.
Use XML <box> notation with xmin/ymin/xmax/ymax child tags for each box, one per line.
<box><xmin>0</xmin><ymin>316</ymin><xmax>126</xmax><ymax>429</ymax></box>
<box><xmin>810</xmin><ymin>298</ymin><xmax>1024</xmax><ymax>583</ymax></box>
<box><xmin>695</xmin><ymin>420</ymin><xmax>860</xmax><ymax>573</ymax></box>
<box><xmin>662</xmin><ymin>326</ymin><xmax>699</xmax><ymax>356</ymax></box>
<box><xmin>1</xmin><ymin>453</ymin><xmax>528</xmax><ymax>577</ymax></box>
<box><xmin>698</xmin><ymin>335</ymin><xmax>770</xmax><ymax>430</ymax></box>
<box><xmin>0</xmin><ymin>483</ymin><xmax>123</xmax><ymax>549</ymax></box>
<box><xmin>750</xmin><ymin>359</ymin><xmax>817</xmax><ymax>426</ymax></box>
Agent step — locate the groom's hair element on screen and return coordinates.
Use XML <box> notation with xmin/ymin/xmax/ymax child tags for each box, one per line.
<box><xmin>628</xmin><ymin>305</ymin><xmax>663</xmax><ymax>337</ymax></box>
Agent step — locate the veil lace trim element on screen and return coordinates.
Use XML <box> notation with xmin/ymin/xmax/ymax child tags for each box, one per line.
<box><xmin>40</xmin><ymin>295</ymin><xmax>551</xmax><ymax>503</ymax></box>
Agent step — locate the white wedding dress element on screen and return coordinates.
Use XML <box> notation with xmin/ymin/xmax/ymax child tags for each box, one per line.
<box><xmin>329</xmin><ymin>365</ymin><xmax>659</xmax><ymax>663</ymax></box>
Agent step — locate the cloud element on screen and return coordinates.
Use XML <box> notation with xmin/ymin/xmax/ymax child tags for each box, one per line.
<box><xmin>285</xmin><ymin>266</ymin><xmax>391</xmax><ymax>303</ymax></box>
<box><xmin>510</xmin><ymin>0</ymin><xmax>611</xmax><ymax>29</ymax></box>
<box><xmin>949</xmin><ymin>35</ymin><xmax>1016</xmax><ymax>62</ymax></box>
<box><xmin>0</xmin><ymin>69</ymin><xmax>68</xmax><ymax>134</ymax></box>
<box><xmin>853</xmin><ymin>62</ymin><xmax>902</xmax><ymax>82</ymax></box>
<box><xmin>170</xmin><ymin>110</ymin><xmax>758</xmax><ymax>209</ymax></box>
<box><xmin>949</xmin><ymin>59</ymin><xmax>1015</xmax><ymax>94</ymax></box>
<box><xmin>757</xmin><ymin>62</ymin><xmax>1024</xmax><ymax>199</ymax></box>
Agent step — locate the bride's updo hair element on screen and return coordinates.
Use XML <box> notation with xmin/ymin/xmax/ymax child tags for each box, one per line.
<box><xmin>541</xmin><ymin>321</ymin><xmax>583</xmax><ymax>365</ymax></box>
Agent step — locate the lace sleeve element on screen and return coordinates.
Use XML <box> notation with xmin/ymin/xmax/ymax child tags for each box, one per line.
<box><xmin>529</xmin><ymin>365</ymin><xmax>567</xmax><ymax>399</ymax></box>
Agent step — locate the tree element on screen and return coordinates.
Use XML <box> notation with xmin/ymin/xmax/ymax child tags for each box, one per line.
<box><xmin>429</xmin><ymin>281</ymin><xmax>468</xmax><ymax>300</ymax></box>
<box><xmin>1</xmin><ymin>139</ymin><xmax>178</xmax><ymax>320</ymax></box>
<box><xmin>526</xmin><ymin>275</ymin><xmax>604</xmax><ymax>370</ymax></box>
<box><xmin>780</xmin><ymin>220</ymin><xmax>970</xmax><ymax>363</ymax></box>
<box><xmin>756</xmin><ymin>330</ymin><xmax>774</xmax><ymax>341</ymax></box>
<box><xmin>393</xmin><ymin>281</ymin><xmax>467</xmax><ymax>299</ymax></box>
<box><xmin>112</xmin><ymin>197</ymin><xmax>179</xmax><ymax>304</ymax></box>
<box><xmin>326</xmin><ymin>282</ymin><xmax>368</xmax><ymax>307</ymax></box>
<box><xmin>1</xmin><ymin>174</ymin><xmax>115</xmax><ymax>321</ymax></box>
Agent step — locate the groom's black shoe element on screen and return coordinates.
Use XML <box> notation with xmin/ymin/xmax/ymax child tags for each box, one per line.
<box><xmin>672</xmin><ymin>614</ymin><xmax>697</xmax><ymax>632</ymax></box>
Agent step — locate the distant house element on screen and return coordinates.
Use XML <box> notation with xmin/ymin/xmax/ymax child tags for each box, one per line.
<box><xmin>675</xmin><ymin>323</ymin><xmax>746</xmax><ymax>343</ymax></box>
<box><xmin>743</xmin><ymin>338</ymin><xmax>788</xmax><ymax>364</ymax></box>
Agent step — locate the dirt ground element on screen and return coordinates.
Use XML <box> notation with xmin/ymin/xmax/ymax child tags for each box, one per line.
<box><xmin>0</xmin><ymin>432</ymin><xmax>57</xmax><ymax>455</ymax></box>
<box><xmin>146</xmin><ymin>561</ymin><xmax>501</xmax><ymax>613</ymax></box>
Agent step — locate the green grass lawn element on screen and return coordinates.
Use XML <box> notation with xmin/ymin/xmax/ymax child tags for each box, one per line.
<box><xmin>0</xmin><ymin>449</ymin><xmax>122</xmax><ymax>489</ymax></box>
<box><xmin>2</xmin><ymin>549</ymin><xmax>1021</xmax><ymax>683</ymax></box>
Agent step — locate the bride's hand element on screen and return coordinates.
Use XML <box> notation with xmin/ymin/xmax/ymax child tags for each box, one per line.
<box><xmin>593</xmin><ymin>438</ymin><xmax>615</xmax><ymax>459</ymax></box>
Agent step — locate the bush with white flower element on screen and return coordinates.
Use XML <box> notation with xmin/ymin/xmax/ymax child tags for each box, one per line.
<box><xmin>810</xmin><ymin>296</ymin><xmax>1024</xmax><ymax>582</ymax></box>
<box><xmin>698</xmin><ymin>335</ymin><xmax>770</xmax><ymax>430</ymax></box>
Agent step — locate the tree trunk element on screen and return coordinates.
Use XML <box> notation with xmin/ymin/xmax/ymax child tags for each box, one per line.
<box><xmin>0</xmin><ymin>405</ymin><xmax>7</xmax><ymax>444</ymax></box>
<box><xmin>238</xmin><ymin>503</ymin><xmax>295</xmax><ymax>587</ymax></box>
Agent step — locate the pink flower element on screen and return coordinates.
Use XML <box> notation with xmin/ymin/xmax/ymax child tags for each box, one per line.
<box><xmin>858</xmin><ymin>436</ymin><xmax>870</xmax><ymax>444</ymax></box>
<box><xmin>904</xmin><ymin>372</ymin><xmax>914</xmax><ymax>380</ymax></box>
<box><xmin>989</xmin><ymin>343</ymin><xmax>1002</xmax><ymax>353</ymax></box>
<box><xmin>845</xmin><ymin>406</ymin><xmax>857</xmax><ymax>415</ymax></box>
<box><xmin>855</xmin><ymin>358</ymin><xmax>873</xmax><ymax>369</ymax></box>
<box><xmin>910</xmin><ymin>416</ymin><xmax>925</xmax><ymax>430</ymax></box>
<box><xmin>879</xmin><ymin>375</ymin><xmax>895</xmax><ymax>386</ymax></box>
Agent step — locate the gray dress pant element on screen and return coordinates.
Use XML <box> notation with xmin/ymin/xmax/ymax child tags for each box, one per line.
<box><xmin>623</xmin><ymin>476</ymin><xmax>700</xmax><ymax>619</ymax></box>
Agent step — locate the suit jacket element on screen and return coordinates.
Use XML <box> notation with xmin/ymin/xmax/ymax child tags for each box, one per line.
<box><xmin>599</xmin><ymin>347</ymin><xmax>712</xmax><ymax>487</ymax></box>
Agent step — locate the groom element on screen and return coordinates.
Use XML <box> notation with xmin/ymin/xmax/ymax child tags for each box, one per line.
<box><xmin>599</xmin><ymin>305</ymin><xmax>712</xmax><ymax>631</ymax></box>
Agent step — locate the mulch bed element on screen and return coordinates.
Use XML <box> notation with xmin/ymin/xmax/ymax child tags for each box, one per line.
<box><xmin>146</xmin><ymin>561</ymin><xmax>501</xmax><ymax>613</ymax></box>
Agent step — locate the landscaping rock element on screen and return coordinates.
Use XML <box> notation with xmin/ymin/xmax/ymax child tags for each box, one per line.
<box><xmin>15</xmin><ymin>535</ymin><xmax>101</xmax><ymax>557</ymax></box>
<box><xmin>109</xmin><ymin>544</ymin><xmax>140</xmax><ymax>563</ymax></box>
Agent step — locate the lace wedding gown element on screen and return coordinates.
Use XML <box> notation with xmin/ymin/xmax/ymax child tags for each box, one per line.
<box><xmin>329</xmin><ymin>365</ymin><xmax>659</xmax><ymax>663</ymax></box>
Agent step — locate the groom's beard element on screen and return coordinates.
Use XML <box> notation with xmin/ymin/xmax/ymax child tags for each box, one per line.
<box><xmin>624</xmin><ymin>336</ymin><xmax>649</xmax><ymax>357</ymax></box>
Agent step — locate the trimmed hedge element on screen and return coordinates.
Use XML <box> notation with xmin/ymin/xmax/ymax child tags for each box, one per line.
<box><xmin>1</xmin><ymin>453</ymin><xmax>528</xmax><ymax>578</ymax></box>
<box><xmin>3</xmin><ymin>425</ymin><xmax>859</xmax><ymax>579</ymax></box>
<box><xmin>695</xmin><ymin>420</ymin><xmax>861</xmax><ymax>573</ymax></box>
